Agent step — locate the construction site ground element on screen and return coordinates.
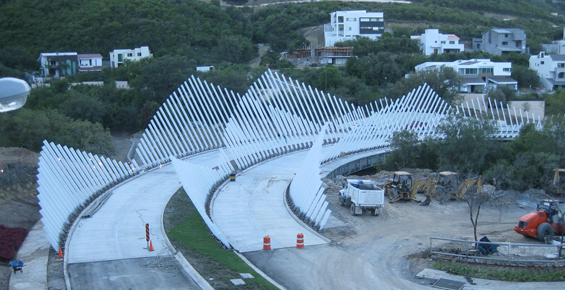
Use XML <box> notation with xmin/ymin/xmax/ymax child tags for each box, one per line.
<box><xmin>2</xmin><ymin>145</ymin><xmax>564</xmax><ymax>290</ymax></box>
<box><xmin>243</xmin><ymin>170</ymin><xmax>556</xmax><ymax>289</ymax></box>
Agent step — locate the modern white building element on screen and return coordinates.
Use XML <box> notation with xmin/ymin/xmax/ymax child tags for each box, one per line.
<box><xmin>38</xmin><ymin>52</ymin><xmax>78</xmax><ymax>77</ymax></box>
<box><xmin>324</xmin><ymin>10</ymin><xmax>384</xmax><ymax>47</ymax></box>
<box><xmin>77</xmin><ymin>54</ymin><xmax>103</xmax><ymax>72</ymax></box>
<box><xmin>109</xmin><ymin>46</ymin><xmax>152</xmax><ymax>68</ymax></box>
<box><xmin>529</xmin><ymin>51</ymin><xmax>565</xmax><ymax>90</ymax></box>
<box><xmin>410</xmin><ymin>29</ymin><xmax>465</xmax><ymax>55</ymax></box>
<box><xmin>415</xmin><ymin>59</ymin><xmax>517</xmax><ymax>93</ymax></box>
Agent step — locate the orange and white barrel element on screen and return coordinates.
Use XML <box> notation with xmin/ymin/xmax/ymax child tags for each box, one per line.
<box><xmin>296</xmin><ymin>233</ymin><xmax>304</xmax><ymax>249</ymax></box>
<box><xmin>263</xmin><ymin>236</ymin><xmax>271</xmax><ymax>251</ymax></box>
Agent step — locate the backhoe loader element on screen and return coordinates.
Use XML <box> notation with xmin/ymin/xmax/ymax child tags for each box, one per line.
<box><xmin>383</xmin><ymin>171</ymin><xmax>413</xmax><ymax>203</ymax></box>
<box><xmin>436</xmin><ymin>173</ymin><xmax>482</xmax><ymax>203</ymax></box>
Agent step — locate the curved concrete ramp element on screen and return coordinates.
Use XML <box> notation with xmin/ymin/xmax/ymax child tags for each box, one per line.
<box><xmin>68</xmin><ymin>151</ymin><xmax>220</xmax><ymax>264</ymax></box>
<box><xmin>212</xmin><ymin>151</ymin><xmax>329</xmax><ymax>252</ymax></box>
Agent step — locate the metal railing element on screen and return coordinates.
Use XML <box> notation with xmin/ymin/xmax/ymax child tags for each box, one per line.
<box><xmin>430</xmin><ymin>236</ymin><xmax>565</xmax><ymax>264</ymax></box>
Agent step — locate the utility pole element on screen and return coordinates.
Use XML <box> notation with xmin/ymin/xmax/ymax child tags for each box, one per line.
<box><xmin>325</xmin><ymin>68</ymin><xmax>327</xmax><ymax>92</ymax></box>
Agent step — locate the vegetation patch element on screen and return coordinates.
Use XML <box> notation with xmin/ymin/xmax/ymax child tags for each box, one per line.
<box><xmin>0</xmin><ymin>225</ymin><xmax>28</xmax><ymax>262</ymax></box>
<box><xmin>0</xmin><ymin>164</ymin><xmax>37</xmax><ymax>206</ymax></box>
<box><xmin>165</xmin><ymin>189</ymin><xmax>277</xmax><ymax>290</ymax></box>
<box><xmin>433</xmin><ymin>260</ymin><xmax>565</xmax><ymax>282</ymax></box>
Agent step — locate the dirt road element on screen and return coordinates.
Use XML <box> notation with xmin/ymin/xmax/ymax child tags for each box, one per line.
<box><xmin>245</xmin><ymin>176</ymin><xmax>537</xmax><ymax>290</ymax></box>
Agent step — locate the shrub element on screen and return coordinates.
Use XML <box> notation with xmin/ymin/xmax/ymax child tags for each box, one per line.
<box><xmin>0</xmin><ymin>225</ymin><xmax>28</xmax><ymax>262</ymax></box>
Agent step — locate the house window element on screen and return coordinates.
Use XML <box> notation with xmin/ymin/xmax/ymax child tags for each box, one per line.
<box><xmin>502</xmin><ymin>41</ymin><xmax>508</xmax><ymax>45</ymax></box>
<box><xmin>479</xmin><ymin>67</ymin><xmax>493</xmax><ymax>74</ymax></box>
<box><xmin>127</xmin><ymin>53</ymin><xmax>133</xmax><ymax>57</ymax></box>
<box><xmin>559</xmin><ymin>72</ymin><xmax>565</xmax><ymax>78</ymax></box>
<box><xmin>459</xmin><ymin>68</ymin><xmax>478</xmax><ymax>75</ymax></box>
<box><xmin>338</xmin><ymin>16</ymin><xmax>344</xmax><ymax>22</ymax></box>
<box><xmin>449</xmin><ymin>41</ymin><xmax>455</xmax><ymax>44</ymax></box>
<box><xmin>348</xmin><ymin>27</ymin><xmax>352</xmax><ymax>31</ymax></box>
<box><xmin>503</xmin><ymin>68</ymin><xmax>511</xmax><ymax>72</ymax></box>
<box><xmin>118</xmin><ymin>54</ymin><xmax>123</xmax><ymax>62</ymax></box>
<box><xmin>441</xmin><ymin>41</ymin><xmax>445</xmax><ymax>44</ymax></box>
<box><xmin>346</xmin><ymin>18</ymin><xmax>356</xmax><ymax>21</ymax></box>
<box><xmin>558</xmin><ymin>63</ymin><xmax>565</xmax><ymax>68</ymax></box>
<box><xmin>137</xmin><ymin>53</ymin><xmax>142</xmax><ymax>56</ymax></box>
<box><xmin>504</xmin><ymin>34</ymin><xmax>509</xmax><ymax>37</ymax></box>
<box><xmin>541</xmin><ymin>61</ymin><xmax>545</xmax><ymax>65</ymax></box>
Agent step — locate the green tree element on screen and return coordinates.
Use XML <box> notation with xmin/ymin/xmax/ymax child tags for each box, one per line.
<box><xmin>382</xmin><ymin>130</ymin><xmax>419</xmax><ymax>170</ymax></box>
<box><xmin>511</xmin><ymin>65</ymin><xmax>541</xmax><ymax>89</ymax></box>
<box><xmin>545</xmin><ymin>89</ymin><xmax>565</xmax><ymax>116</ymax></box>
<box><xmin>213</xmin><ymin>35</ymin><xmax>256</xmax><ymax>63</ymax></box>
<box><xmin>0</xmin><ymin>108</ymin><xmax>115</xmax><ymax>156</ymax></box>
<box><xmin>435</xmin><ymin>114</ymin><xmax>496</xmax><ymax>177</ymax></box>
<box><xmin>59</xmin><ymin>90</ymin><xmax>107</xmax><ymax>124</ymax></box>
<box><xmin>387</xmin><ymin>66</ymin><xmax>464</xmax><ymax>104</ymax></box>
<box><xmin>128</xmin><ymin>56</ymin><xmax>197</xmax><ymax>103</ymax></box>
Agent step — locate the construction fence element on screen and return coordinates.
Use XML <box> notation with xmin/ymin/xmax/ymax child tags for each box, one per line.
<box><xmin>430</xmin><ymin>236</ymin><xmax>565</xmax><ymax>264</ymax></box>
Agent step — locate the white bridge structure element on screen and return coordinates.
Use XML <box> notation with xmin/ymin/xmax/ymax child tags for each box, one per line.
<box><xmin>36</xmin><ymin>69</ymin><xmax>541</xmax><ymax>251</ymax></box>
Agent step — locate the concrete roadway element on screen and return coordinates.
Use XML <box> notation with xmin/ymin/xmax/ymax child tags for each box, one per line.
<box><xmin>212</xmin><ymin>151</ymin><xmax>329</xmax><ymax>253</ymax></box>
<box><xmin>66</xmin><ymin>146</ymin><xmax>414</xmax><ymax>289</ymax></box>
<box><xmin>66</xmin><ymin>152</ymin><xmax>221</xmax><ymax>289</ymax></box>
<box><xmin>66</xmin><ymin>145</ymin><xmax>565</xmax><ymax>290</ymax></box>
<box><xmin>214</xmin><ymin>148</ymin><xmax>430</xmax><ymax>290</ymax></box>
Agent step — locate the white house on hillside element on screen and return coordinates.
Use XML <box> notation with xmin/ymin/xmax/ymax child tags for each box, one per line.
<box><xmin>410</xmin><ymin>29</ymin><xmax>465</xmax><ymax>55</ymax></box>
<box><xmin>77</xmin><ymin>54</ymin><xmax>103</xmax><ymax>72</ymax></box>
<box><xmin>324</xmin><ymin>10</ymin><xmax>384</xmax><ymax>47</ymax></box>
<box><xmin>109</xmin><ymin>46</ymin><xmax>152</xmax><ymax>68</ymax></box>
<box><xmin>415</xmin><ymin>59</ymin><xmax>516</xmax><ymax>93</ymax></box>
<box><xmin>529</xmin><ymin>51</ymin><xmax>565</xmax><ymax>90</ymax></box>
<box><xmin>38</xmin><ymin>52</ymin><xmax>79</xmax><ymax>77</ymax></box>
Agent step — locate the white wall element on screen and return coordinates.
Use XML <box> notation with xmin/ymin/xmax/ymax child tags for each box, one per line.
<box><xmin>529</xmin><ymin>53</ymin><xmax>554</xmax><ymax>78</ymax></box>
<box><xmin>109</xmin><ymin>46</ymin><xmax>152</xmax><ymax>68</ymax></box>
<box><xmin>325</xmin><ymin>10</ymin><xmax>383</xmax><ymax>47</ymax></box>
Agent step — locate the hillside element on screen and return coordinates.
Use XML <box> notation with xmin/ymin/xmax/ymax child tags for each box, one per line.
<box><xmin>3</xmin><ymin>0</ymin><xmax>565</xmax><ymax>157</ymax></box>
<box><xmin>2</xmin><ymin>0</ymin><xmax>565</xmax><ymax>73</ymax></box>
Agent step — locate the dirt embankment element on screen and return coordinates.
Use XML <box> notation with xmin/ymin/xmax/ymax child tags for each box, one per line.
<box><xmin>0</xmin><ymin>148</ymin><xmax>41</xmax><ymax>290</ymax></box>
<box><xmin>0</xmin><ymin>147</ymin><xmax>39</xmax><ymax>168</ymax></box>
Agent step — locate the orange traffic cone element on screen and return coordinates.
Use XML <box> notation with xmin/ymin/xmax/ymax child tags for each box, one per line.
<box><xmin>148</xmin><ymin>240</ymin><xmax>154</xmax><ymax>251</ymax></box>
<box><xmin>58</xmin><ymin>247</ymin><xmax>63</xmax><ymax>258</ymax></box>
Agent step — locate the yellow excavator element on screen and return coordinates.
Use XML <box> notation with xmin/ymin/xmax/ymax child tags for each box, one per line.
<box><xmin>385</xmin><ymin>172</ymin><xmax>436</xmax><ymax>203</ymax></box>
<box><xmin>435</xmin><ymin>172</ymin><xmax>482</xmax><ymax>203</ymax></box>
<box><xmin>384</xmin><ymin>171</ymin><xmax>413</xmax><ymax>203</ymax></box>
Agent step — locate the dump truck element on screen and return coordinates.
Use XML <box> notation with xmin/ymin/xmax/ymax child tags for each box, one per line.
<box><xmin>339</xmin><ymin>179</ymin><xmax>385</xmax><ymax>216</ymax></box>
<box><xmin>515</xmin><ymin>199</ymin><xmax>564</xmax><ymax>243</ymax></box>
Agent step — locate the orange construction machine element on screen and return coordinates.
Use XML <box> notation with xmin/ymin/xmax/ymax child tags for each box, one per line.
<box><xmin>514</xmin><ymin>199</ymin><xmax>564</xmax><ymax>243</ymax></box>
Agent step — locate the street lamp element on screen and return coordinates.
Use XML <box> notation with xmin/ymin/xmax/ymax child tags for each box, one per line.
<box><xmin>0</xmin><ymin>77</ymin><xmax>30</xmax><ymax>113</ymax></box>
